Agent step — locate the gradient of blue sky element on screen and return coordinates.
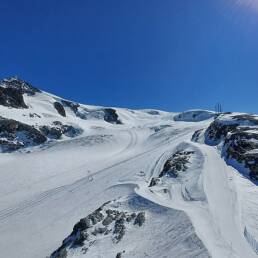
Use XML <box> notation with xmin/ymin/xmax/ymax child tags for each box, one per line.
<box><xmin>0</xmin><ymin>0</ymin><xmax>258</xmax><ymax>113</ymax></box>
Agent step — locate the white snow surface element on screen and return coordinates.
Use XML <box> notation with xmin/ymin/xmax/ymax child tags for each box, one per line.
<box><xmin>0</xmin><ymin>89</ymin><xmax>257</xmax><ymax>258</ymax></box>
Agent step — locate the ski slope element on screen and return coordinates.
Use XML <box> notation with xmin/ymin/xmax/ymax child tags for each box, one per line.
<box><xmin>0</xmin><ymin>80</ymin><xmax>257</xmax><ymax>258</ymax></box>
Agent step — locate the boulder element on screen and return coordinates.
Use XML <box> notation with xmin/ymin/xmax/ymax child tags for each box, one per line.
<box><xmin>54</xmin><ymin>102</ymin><xmax>66</xmax><ymax>117</ymax></box>
<box><xmin>40</xmin><ymin>126</ymin><xmax>62</xmax><ymax>139</ymax></box>
<box><xmin>102</xmin><ymin>215</ymin><xmax>113</xmax><ymax>226</ymax></box>
<box><xmin>134</xmin><ymin>212</ymin><xmax>145</xmax><ymax>227</ymax></box>
<box><xmin>103</xmin><ymin>108</ymin><xmax>122</xmax><ymax>124</ymax></box>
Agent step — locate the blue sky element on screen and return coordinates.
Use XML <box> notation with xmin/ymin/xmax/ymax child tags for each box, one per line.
<box><xmin>1</xmin><ymin>0</ymin><xmax>258</xmax><ymax>113</ymax></box>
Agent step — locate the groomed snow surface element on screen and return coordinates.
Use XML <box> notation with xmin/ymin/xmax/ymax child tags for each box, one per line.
<box><xmin>0</xmin><ymin>88</ymin><xmax>257</xmax><ymax>258</ymax></box>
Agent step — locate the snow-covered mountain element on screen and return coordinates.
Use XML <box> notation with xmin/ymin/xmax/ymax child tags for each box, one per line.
<box><xmin>1</xmin><ymin>77</ymin><xmax>258</xmax><ymax>258</ymax></box>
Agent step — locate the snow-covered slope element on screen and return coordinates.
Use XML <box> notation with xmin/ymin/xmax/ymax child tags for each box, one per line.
<box><xmin>0</xmin><ymin>77</ymin><xmax>258</xmax><ymax>258</ymax></box>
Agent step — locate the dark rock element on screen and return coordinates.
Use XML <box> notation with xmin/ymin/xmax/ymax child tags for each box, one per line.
<box><xmin>102</xmin><ymin>215</ymin><xmax>113</xmax><ymax>226</ymax></box>
<box><xmin>159</xmin><ymin>151</ymin><xmax>194</xmax><ymax>178</ymax></box>
<box><xmin>50</xmin><ymin>246</ymin><xmax>68</xmax><ymax>258</ymax></box>
<box><xmin>146</xmin><ymin>110</ymin><xmax>160</xmax><ymax>115</ymax></box>
<box><xmin>231</xmin><ymin>114</ymin><xmax>258</xmax><ymax>125</ymax></box>
<box><xmin>73</xmin><ymin>218</ymin><xmax>91</xmax><ymax>232</ymax></box>
<box><xmin>116</xmin><ymin>252</ymin><xmax>122</xmax><ymax>258</ymax></box>
<box><xmin>103</xmin><ymin>108</ymin><xmax>122</xmax><ymax>124</ymax></box>
<box><xmin>61</xmin><ymin>124</ymin><xmax>82</xmax><ymax>137</ymax></box>
<box><xmin>205</xmin><ymin>120</ymin><xmax>238</xmax><ymax>143</ymax></box>
<box><xmin>113</xmin><ymin>217</ymin><xmax>125</xmax><ymax>243</ymax></box>
<box><xmin>54</xmin><ymin>102</ymin><xmax>66</xmax><ymax>117</ymax></box>
<box><xmin>39</xmin><ymin>123</ymin><xmax>82</xmax><ymax>140</ymax></box>
<box><xmin>55</xmin><ymin>248</ymin><xmax>67</xmax><ymax>258</ymax></box>
<box><xmin>191</xmin><ymin>129</ymin><xmax>203</xmax><ymax>142</ymax></box>
<box><xmin>61</xmin><ymin>100</ymin><xmax>79</xmax><ymax>114</ymax></box>
<box><xmin>134</xmin><ymin>212</ymin><xmax>145</xmax><ymax>227</ymax></box>
<box><xmin>72</xmin><ymin>231</ymin><xmax>88</xmax><ymax>247</ymax></box>
<box><xmin>1</xmin><ymin>77</ymin><xmax>41</xmax><ymax>95</ymax></box>
<box><xmin>126</xmin><ymin>213</ymin><xmax>136</xmax><ymax>222</ymax></box>
<box><xmin>205</xmin><ymin>115</ymin><xmax>258</xmax><ymax>180</ymax></box>
<box><xmin>0</xmin><ymin>138</ymin><xmax>23</xmax><ymax>151</ymax></box>
<box><xmin>106</xmin><ymin>209</ymin><xmax>121</xmax><ymax>220</ymax></box>
<box><xmin>40</xmin><ymin>126</ymin><xmax>62</xmax><ymax>139</ymax></box>
<box><xmin>29</xmin><ymin>113</ymin><xmax>41</xmax><ymax>118</ymax></box>
<box><xmin>0</xmin><ymin>117</ymin><xmax>47</xmax><ymax>151</ymax></box>
<box><xmin>149</xmin><ymin>177</ymin><xmax>160</xmax><ymax>187</ymax></box>
<box><xmin>88</xmin><ymin>208</ymin><xmax>104</xmax><ymax>225</ymax></box>
<box><xmin>53</xmin><ymin>121</ymin><xmax>63</xmax><ymax>126</ymax></box>
<box><xmin>0</xmin><ymin>86</ymin><xmax>28</xmax><ymax>108</ymax></box>
<box><xmin>49</xmin><ymin>199</ymin><xmax>149</xmax><ymax>257</ymax></box>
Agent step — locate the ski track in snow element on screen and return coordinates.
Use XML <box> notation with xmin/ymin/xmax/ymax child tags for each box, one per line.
<box><xmin>0</xmin><ymin>93</ymin><xmax>257</xmax><ymax>258</ymax></box>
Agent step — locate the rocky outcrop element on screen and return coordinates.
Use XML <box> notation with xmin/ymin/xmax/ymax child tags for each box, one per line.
<box><xmin>134</xmin><ymin>212</ymin><xmax>145</xmax><ymax>226</ymax></box>
<box><xmin>149</xmin><ymin>177</ymin><xmax>161</xmax><ymax>187</ymax></box>
<box><xmin>205</xmin><ymin>114</ymin><xmax>258</xmax><ymax>180</ymax></box>
<box><xmin>40</xmin><ymin>126</ymin><xmax>63</xmax><ymax>139</ymax></box>
<box><xmin>224</xmin><ymin>130</ymin><xmax>258</xmax><ymax>180</ymax></box>
<box><xmin>50</xmin><ymin>200</ymin><xmax>145</xmax><ymax>258</ymax></box>
<box><xmin>0</xmin><ymin>85</ymin><xmax>28</xmax><ymax>108</ymax></box>
<box><xmin>159</xmin><ymin>151</ymin><xmax>194</xmax><ymax>178</ymax></box>
<box><xmin>0</xmin><ymin>77</ymin><xmax>41</xmax><ymax>109</ymax></box>
<box><xmin>54</xmin><ymin>102</ymin><xmax>66</xmax><ymax>117</ymax></box>
<box><xmin>116</xmin><ymin>252</ymin><xmax>122</xmax><ymax>258</ymax></box>
<box><xmin>61</xmin><ymin>100</ymin><xmax>79</xmax><ymax>114</ymax></box>
<box><xmin>103</xmin><ymin>108</ymin><xmax>122</xmax><ymax>124</ymax></box>
<box><xmin>0</xmin><ymin>117</ymin><xmax>83</xmax><ymax>152</ymax></box>
<box><xmin>61</xmin><ymin>100</ymin><xmax>122</xmax><ymax>124</ymax></box>
<box><xmin>0</xmin><ymin>117</ymin><xmax>47</xmax><ymax>151</ymax></box>
<box><xmin>205</xmin><ymin>120</ymin><xmax>238</xmax><ymax>144</ymax></box>
<box><xmin>40</xmin><ymin>122</ymin><xmax>82</xmax><ymax>139</ymax></box>
<box><xmin>1</xmin><ymin>77</ymin><xmax>41</xmax><ymax>95</ymax></box>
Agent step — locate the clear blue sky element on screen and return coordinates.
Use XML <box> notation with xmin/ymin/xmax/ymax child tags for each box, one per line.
<box><xmin>1</xmin><ymin>0</ymin><xmax>258</xmax><ymax>113</ymax></box>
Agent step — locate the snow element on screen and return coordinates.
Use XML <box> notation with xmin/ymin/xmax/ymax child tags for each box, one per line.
<box><xmin>0</xmin><ymin>89</ymin><xmax>257</xmax><ymax>258</ymax></box>
<box><xmin>174</xmin><ymin>110</ymin><xmax>215</xmax><ymax>122</ymax></box>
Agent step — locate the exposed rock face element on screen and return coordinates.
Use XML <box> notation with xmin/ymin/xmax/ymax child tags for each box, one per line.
<box><xmin>103</xmin><ymin>108</ymin><xmax>122</xmax><ymax>124</ymax></box>
<box><xmin>0</xmin><ymin>86</ymin><xmax>28</xmax><ymax>108</ymax></box>
<box><xmin>224</xmin><ymin>130</ymin><xmax>258</xmax><ymax>180</ymax></box>
<box><xmin>40</xmin><ymin>126</ymin><xmax>63</xmax><ymax>139</ymax></box>
<box><xmin>50</xmin><ymin>200</ymin><xmax>145</xmax><ymax>258</ymax></box>
<box><xmin>0</xmin><ymin>77</ymin><xmax>41</xmax><ymax>109</ymax></box>
<box><xmin>205</xmin><ymin>114</ymin><xmax>258</xmax><ymax>180</ymax></box>
<box><xmin>40</xmin><ymin>122</ymin><xmax>83</xmax><ymax>139</ymax></box>
<box><xmin>0</xmin><ymin>117</ymin><xmax>82</xmax><ymax>152</ymax></box>
<box><xmin>191</xmin><ymin>129</ymin><xmax>204</xmax><ymax>142</ymax></box>
<box><xmin>61</xmin><ymin>100</ymin><xmax>79</xmax><ymax>114</ymax></box>
<box><xmin>1</xmin><ymin>77</ymin><xmax>41</xmax><ymax>95</ymax></box>
<box><xmin>54</xmin><ymin>102</ymin><xmax>66</xmax><ymax>117</ymax></box>
<box><xmin>159</xmin><ymin>151</ymin><xmax>194</xmax><ymax>178</ymax></box>
<box><xmin>61</xmin><ymin>124</ymin><xmax>83</xmax><ymax>137</ymax></box>
<box><xmin>149</xmin><ymin>177</ymin><xmax>161</xmax><ymax>187</ymax></box>
<box><xmin>116</xmin><ymin>252</ymin><xmax>122</xmax><ymax>258</ymax></box>
<box><xmin>0</xmin><ymin>117</ymin><xmax>47</xmax><ymax>151</ymax></box>
<box><xmin>205</xmin><ymin>120</ymin><xmax>238</xmax><ymax>144</ymax></box>
<box><xmin>61</xmin><ymin>100</ymin><xmax>122</xmax><ymax>124</ymax></box>
<box><xmin>134</xmin><ymin>212</ymin><xmax>145</xmax><ymax>226</ymax></box>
